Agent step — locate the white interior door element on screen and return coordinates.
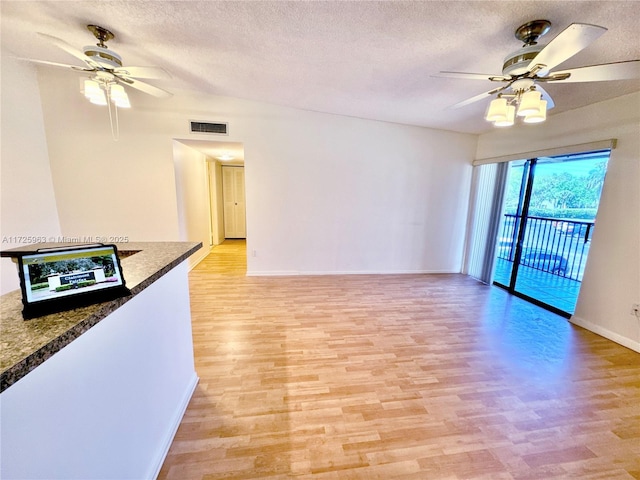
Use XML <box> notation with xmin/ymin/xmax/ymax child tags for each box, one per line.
<box><xmin>222</xmin><ymin>166</ymin><xmax>246</xmax><ymax>238</ymax></box>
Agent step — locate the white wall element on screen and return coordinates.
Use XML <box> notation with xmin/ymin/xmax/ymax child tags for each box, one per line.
<box><xmin>37</xmin><ymin>72</ymin><xmax>181</xmax><ymax>242</ymax></box>
<box><xmin>173</xmin><ymin>141</ymin><xmax>212</xmax><ymax>268</ymax></box>
<box><xmin>477</xmin><ymin>92</ymin><xmax>640</xmax><ymax>352</ymax></box>
<box><xmin>245</xmin><ymin>115</ymin><xmax>476</xmax><ymax>275</ymax></box>
<box><xmin>32</xmin><ymin>68</ymin><xmax>477</xmax><ymax>277</ymax></box>
<box><xmin>0</xmin><ymin>56</ymin><xmax>62</xmax><ymax>294</ymax></box>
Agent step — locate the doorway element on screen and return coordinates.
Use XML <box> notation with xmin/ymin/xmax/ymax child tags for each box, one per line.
<box><xmin>493</xmin><ymin>150</ymin><xmax>610</xmax><ymax>316</ymax></box>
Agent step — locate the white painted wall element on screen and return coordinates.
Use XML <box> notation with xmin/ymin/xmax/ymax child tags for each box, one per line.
<box><xmin>245</xmin><ymin>115</ymin><xmax>475</xmax><ymax>275</ymax></box>
<box><xmin>477</xmin><ymin>92</ymin><xmax>640</xmax><ymax>352</ymax></box>
<box><xmin>32</xmin><ymin>68</ymin><xmax>477</xmax><ymax>277</ymax></box>
<box><xmin>173</xmin><ymin>141</ymin><xmax>212</xmax><ymax>268</ymax></box>
<box><xmin>0</xmin><ymin>263</ymin><xmax>198</xmax><ymax>479</ymax></box>
<box><xmin>0</xmin><ymin>56</ymin><xmax>62</xmax><ymax>294</ymax></box>
<box><xmin>37</xmin><ymin>73</ymin><xmax>181</xmax><ymax>242</ymax></box>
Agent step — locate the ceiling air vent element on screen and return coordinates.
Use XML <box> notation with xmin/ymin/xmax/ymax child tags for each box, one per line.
<box><xmin>189</xmin><ymin>121</ymin><xmax>228</xmax><ymax>135</ymax></box>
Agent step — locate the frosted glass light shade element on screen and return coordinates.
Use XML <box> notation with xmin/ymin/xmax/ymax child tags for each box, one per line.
<box><xmin>83</xmin><ymin>79</ymin><xmax>107</xmax><ymax>105</ymax></box>
<box><xmin>524</xmin><ymin>100</ymin><xmax>547</xmax><ymax>123</ymax></box>
<box><xmin>485</xmin><ymin>98</ymin><xmax>508</xmax><ymax>122</ymax></box>
<box><xmin>517</xmin><ymin>90</ymin><xmax>542</xmax><ymax>116</ymax></box>
<box><xmin>494</xmin><ymin>105</ymin><xmax>516</xmax><ymax>127</ymax></box>
<box><xmin>83</xmin><ymin>79</ymin><xmax>101</xmax><ymax>99</ymax></box>
<box><xmin>89</xmin><ymin>89</ymin><xmax>107</xmax><ymax>105</ymax></box>
<box><xmin>113</xmin><ymin>96</ymin><xmax>131</xmax><ymax>108</ymax></box>
<box><xmin>110</xmin><ymin>84</ymin><xmax>131</xmax><ymax>108</ymax></box>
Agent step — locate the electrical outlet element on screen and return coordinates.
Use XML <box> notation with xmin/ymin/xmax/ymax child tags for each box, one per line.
<box><xmin>632</xmin><ymin>303</ymin><xmax>640</xmax><ymax>318</ymax></box>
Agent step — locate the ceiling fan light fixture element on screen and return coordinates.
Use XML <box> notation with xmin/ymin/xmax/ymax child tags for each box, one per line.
<box><xmin>437</xmin><ymin>19</ymin><xmax>640</xmax><ymax>129</ymax></box>
<box><xmin>110</xmin><ymin>83</ymin><xmax>131</xmax><ymax>108</ymax></box>
<box><xmin>494</xmin><ymin>105</ymin><xmax>516</xmax><ymax>127</ymax></box>
<box><xmin>523</xmin><ymin>100</ymin><xmax>548</xmax><ymax>123</ymax></box>
<box><xmin>485</xmin><ymin>97</ymin><xmax>508</xmax><ymax>122</ymax></box>
<box><xmin>517</xmin><ymin>90</ymin><xmax>542</xmax><ymax>116</ymax></box>
<box><xmin>88</xmin><ymin>88</ymin><xmax>107</xmax><ymax>106</ymax></box>
<box><xmin>83</xmin><ymin>79</ymin><xmax>101</xmax><ymax>99</ymax></box>
<box><xmin>113</xmin><ymin>97</ymin><xmax>130</xmax><ymax>108</ymax></box>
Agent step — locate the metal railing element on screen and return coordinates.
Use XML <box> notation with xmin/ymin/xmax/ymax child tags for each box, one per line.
<box><xmin>497</xmin><ymin>214</ymin><xmax>594</xmax><ymax>282</ymax></box>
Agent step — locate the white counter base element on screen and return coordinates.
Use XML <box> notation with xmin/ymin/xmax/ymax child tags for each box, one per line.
<box><xmin>1</xmin><ymin>262</ymin><xmax>197</xmax><ymax>479</ymax></box>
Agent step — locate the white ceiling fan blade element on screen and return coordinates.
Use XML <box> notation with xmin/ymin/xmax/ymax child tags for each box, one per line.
<box><xmin>434</xmin><ymin>71</ymin><xmax>510</xmax><ymax>82</ymax></box>
<box><xmin>37</xmin><ymin>32</ymin><xmax>98</xmax><ymax>68</ymax></box>
<box><xmin>18</xmin><ymin>57</ymin><xmax>93</xmax><ymax>71</ymax></box>
<box><xmin>529</xmin><ymin>23</ymin><xmax>607</xmax><ymax>73</ymax></box>
<box><xmin>113</xmin><ymin>66</ymin><xmax>172</xmax><ymax>80</ymax></box>
<box><xmin>451</xmin><ymin>84</ymin><xmax>511</xmax><ymax>109</ymax></box>
<box><xmin>534</xmin><ymin>85</ymin><xmax>555</xmax><ymax>109</ymax></box>
<box><xmin>552</xmin><ymin>60</ymin><xmax>640</xmax><ymax>82</ymax></box>
<box><xmin>119</xmin><ymin>77</ymin><xmax>172</xmax><ymax>98</ymax></box>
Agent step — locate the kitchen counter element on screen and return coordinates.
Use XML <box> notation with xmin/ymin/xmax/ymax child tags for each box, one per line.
<box><xmin>1</xmin><ymin>240</ymin><xmax>202</xmax><ymax>479</ymax></box>
<box><xmin>0</xmin><ymin>241</ymin><xmax>201</xmax><ymax>392</ymax></box>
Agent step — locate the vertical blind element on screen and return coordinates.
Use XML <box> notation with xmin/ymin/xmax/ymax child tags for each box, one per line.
<box><xmin>463</xmin><ymin>162</ymin><xmax>509</xmax><ymax>284</ymax></box>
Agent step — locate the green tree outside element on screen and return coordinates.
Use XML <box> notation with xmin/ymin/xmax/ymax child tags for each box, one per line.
<box><xmin>504</xmin><ymin>161</ymin><xmax>607</xmax><ymax>221</ymax></box>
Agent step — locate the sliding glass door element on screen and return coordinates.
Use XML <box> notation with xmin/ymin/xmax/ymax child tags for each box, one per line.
<box><xmin>494</xmin><ymin>150</ymin><xmax>610</xmax><ymax>316</ymax></box>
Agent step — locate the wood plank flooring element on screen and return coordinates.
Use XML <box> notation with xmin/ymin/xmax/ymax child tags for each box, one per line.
<box><xmin>159</xmin><ymin>240</ymin><xmax>640</xmax><ymax>479</ymax></box>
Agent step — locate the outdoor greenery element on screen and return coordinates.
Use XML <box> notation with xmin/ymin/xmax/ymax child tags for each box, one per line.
<box><xmin>505</xmin><ymin>161</ymin><xmax>607</xmax><ymax>221</ymax></box>
<box><xmin>55</xmin><ymin>280</ymin><xmax>97</xmax><ymax>292</ymax></box>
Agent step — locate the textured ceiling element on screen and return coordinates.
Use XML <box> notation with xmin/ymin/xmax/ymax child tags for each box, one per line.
<box><xmin>2</xmin><ymin>1</ymin><xmax>639</xmax><ymax>135</ymax></box>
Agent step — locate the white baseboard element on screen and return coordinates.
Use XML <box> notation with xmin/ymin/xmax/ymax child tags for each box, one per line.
<box><xmin>187</xmin><ymin>245</ymin><xmax>212</xmax><ymax>271</ymax></box>
<box><xmin>569</xmin><ymin>316</ymin><xmax>640</xmax><ymax>353</ymax></box>
<box><xmin>148</xmin><ymin>373</ymin><xmax>199</xmax><ymax>479</ymax></box>
<box><xmin>247</xmin><ymin>269</ymin><xmax>459</xmax><ymax>277</ymax></box>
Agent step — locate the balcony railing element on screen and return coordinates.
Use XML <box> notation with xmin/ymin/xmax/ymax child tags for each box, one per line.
<box><xmin>497</xmin><ymin>214</ymin><xmax>594</xmax><ymax>282</ymax></box>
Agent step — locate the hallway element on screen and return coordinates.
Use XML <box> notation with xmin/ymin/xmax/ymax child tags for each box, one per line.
<box><xmin>159</xmin><ymin>241</ymin><xmax>640</xmax><ymax>479</ymax></box>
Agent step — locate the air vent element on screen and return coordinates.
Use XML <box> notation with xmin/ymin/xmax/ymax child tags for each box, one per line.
<box><xmin>189</xmin><ymin>121</ymin><xmax>228</xmax><ymax>135</ymax></box>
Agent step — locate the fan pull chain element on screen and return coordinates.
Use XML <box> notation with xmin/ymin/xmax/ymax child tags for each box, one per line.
<box><xmin>105</xmin><ymin>84</ymin><xmax>120</xmax><ymax>141</ymax></box>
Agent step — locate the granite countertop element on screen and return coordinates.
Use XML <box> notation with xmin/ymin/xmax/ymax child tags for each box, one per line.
<box><xmin>0</xmin><ymin>241</ymin><xmax>201</xmax><ymax>392</ymax></box>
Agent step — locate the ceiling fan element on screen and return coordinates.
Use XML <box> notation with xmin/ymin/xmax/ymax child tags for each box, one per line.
<box><xmin>22</xmin><ymin>24</ymin><xmax>172</xmax><ymax>139</ymax></box>
<box><xmin>27</xmin><ymin>24</ymin><xmax>172</xmax><ymax>99</ymax></box>
<box><xmin>435</xmin><ymin>20</ymin><xmax>640</xmax><ymax>126</ymax></box>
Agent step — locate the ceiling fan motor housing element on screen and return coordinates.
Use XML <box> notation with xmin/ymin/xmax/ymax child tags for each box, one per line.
<box><xmin>83</xmin><ymin>45</ymin><xmax>123</xmax><ymax>68</ymax></box>
<box><xmin>502</xmin><ymin>44</ymin><xmax>543</xmax><ymax>76</ymax></box>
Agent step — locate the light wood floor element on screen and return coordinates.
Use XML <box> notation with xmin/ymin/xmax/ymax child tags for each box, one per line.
<box><xmin>159</xmin><ymin>240</ymin><xmax>640</xmax><ymax>480</ymax></box>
